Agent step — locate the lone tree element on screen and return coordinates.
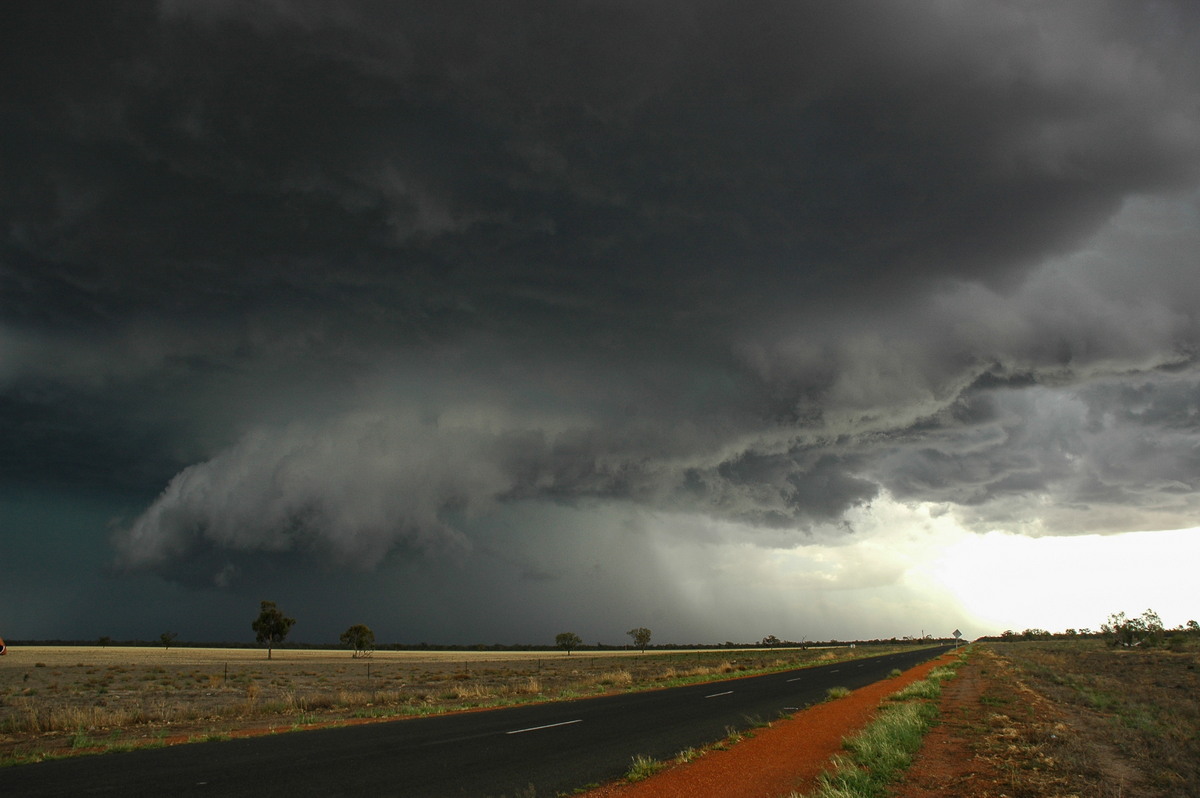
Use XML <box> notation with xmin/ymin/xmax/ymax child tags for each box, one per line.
<box><xmin>627</xmin><ymin>627</ymin><xmax>652</xmax><ymax>653</ymax></box>
<box><xmin>252</xmin><ymin>600</ymin><xmax>295</xmax><ymax>660</ymax></box>
<box><xmin>555</xmin><ymin>632</ymin><xmax>582</xmax><ymax>655</ymax></box>
<box><xmin>340</xmin><ymin>624</ymin><xmax>376</xmax><ymax>657</ymax></box>
<box><xmin>160</xmin><ymin>631</ymin><xmax>178</xmax><ymax>650</ymax></box>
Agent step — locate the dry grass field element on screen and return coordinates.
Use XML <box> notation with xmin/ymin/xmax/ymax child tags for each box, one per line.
<box><xmin>992</xmin><ymin>640</ymin><xmax>1200</xmax><ymax>797</ymax></box>
<box><xmin>0</xmin><ymin>643</ymin><xmax>902</xmax><ymax>765</ymax></box>
<box><xmin>890</xmin><ymin>640</ymin><xmax>1200</xmax><ymax>798</ymax></box>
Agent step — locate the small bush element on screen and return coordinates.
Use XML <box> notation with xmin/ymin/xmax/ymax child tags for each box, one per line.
<box><xmin>826</xmin><ymin>686</ymin><xmax>851</xmax><ymax>701</ymax></box>
<box><xmin>597</xmin><ymin>670</ymin><xmax>633</xmax><ymax>687</ymax></box>
<box><xmin>450</xmin><ymin>683</ymin><xmax>493</xmax><ymax>701</ymax></box>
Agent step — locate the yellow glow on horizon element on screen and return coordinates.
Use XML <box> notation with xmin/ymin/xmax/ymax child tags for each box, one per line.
<box><xmin>922</xmin><ymin>526</ymin><xmax>1200</xmax><ymax>634</ymax></box>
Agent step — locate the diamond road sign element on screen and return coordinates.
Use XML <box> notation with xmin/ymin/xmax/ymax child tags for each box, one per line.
<box><xmin>953</xmin><ymin>629</ymin><xmax>962</xmax><ymax>639</ymax></box>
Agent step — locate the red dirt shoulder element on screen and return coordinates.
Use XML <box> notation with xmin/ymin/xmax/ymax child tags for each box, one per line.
<box><xmin>580</xmin><ymin>652</ymin><xmax>959</xmax><ymax>798</ymax></box>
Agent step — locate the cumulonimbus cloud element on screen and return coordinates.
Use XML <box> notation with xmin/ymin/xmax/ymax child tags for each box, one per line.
<box><xmin>4</xmin><ymin>1</ymin><xmax>1197</xmax><ymax>583</ymax></box>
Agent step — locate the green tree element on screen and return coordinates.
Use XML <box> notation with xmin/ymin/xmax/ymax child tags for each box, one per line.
<box><xmin>1102</xmin><ymin>609</ymin><xmax>1164</xmax><ymax>648</ymax></box>
<box><xmin>627</xmin><ymin>627</ymin><xmax>652</xmax><ymax>653</ymax></box>
<box><xmin>340</xmin><ymin>624</ymin><xmax>375</xmax><ymax>657</ymax></box>
<box><xmin>1101</xmin><ymin>611</ymin><xmax>1134</xmax><ymax>646</ymax></box>
<box><xmin>555</xmin><ymin>632</ymin><xmax>582</xmax><ymax>655</ymax></box>
<box><xmin>160</xmin><ymin>631</ymin><xmax>178</xmax><ymax>650</ymax></box>
<box><xmin>252</xmin><ymin>600</ymin><xmax>295</xmax><ymax>660</ymax></box>
<box><xmin>1140</xmin><ymin>608</ymin><xmax>1165</xmax><ymax>647</ymax></box>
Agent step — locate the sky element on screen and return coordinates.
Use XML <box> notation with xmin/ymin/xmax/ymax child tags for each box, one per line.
<box><xmin>3</xmin><ymin>1</ymin><xmax>1200</xmax><ymax>646</ymax></box>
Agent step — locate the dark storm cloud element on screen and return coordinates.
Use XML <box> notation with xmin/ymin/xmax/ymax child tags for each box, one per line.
<box><xmin>861</xmin><ymin>355</ymin><xmax>1200</xmax><ymax>534</ymax></box>
<box><xmin>8</xmin><ymin>1</ymin><xmax>1197</xmax><ymax>324</ymax></box>
<box><xmin>3</xmin><ymin>1</ymin><xmax>1200</xmax><ymax>589</ymax></box>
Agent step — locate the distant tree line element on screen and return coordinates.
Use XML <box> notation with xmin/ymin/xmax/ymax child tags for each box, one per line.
<box><xmin>12</xmin><ymin>600</ymin><xmax>964</xmax><ymax>655</ymax></box>
<box><xmin>977</xmin><ymin>609</ymin><xmax>1199</xmax><ymax>650</ymax></box>
<box><xmin>5</xmin><ymin>635</ymin><xmax>952</xmax><ymax>651</ymax></box>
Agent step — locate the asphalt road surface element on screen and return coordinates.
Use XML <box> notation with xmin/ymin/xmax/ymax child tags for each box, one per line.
<box><xmin>7</xmin><ymin>645</ymin><xmax>954</xmax><ymax>797</ymax></box>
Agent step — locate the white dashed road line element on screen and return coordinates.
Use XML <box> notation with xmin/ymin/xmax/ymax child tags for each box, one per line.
<box><xmin>704</xmin><ymin>690</ymin><xmax>734</xmax><ymax>699</ymax></box>
<box><xmin>505</xmin><ymin>719</ymin><xmax>583</xmax><ymax>735</ymax></box>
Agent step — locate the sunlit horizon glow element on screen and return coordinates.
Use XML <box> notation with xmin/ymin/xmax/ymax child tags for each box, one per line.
<box><xmin>641</xmin><ymin>498</ymin><xmax>1200</xmax><ymax>643</ymax></box>
<box><xmin>924</xmin><ymin>525</ymin><xmax>1200</xmax><ymax>637</ymax></box>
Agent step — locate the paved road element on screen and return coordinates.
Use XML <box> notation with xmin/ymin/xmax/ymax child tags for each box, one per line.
<box><xmin>6</xmin><ymin>645</ymin><xmax>953</xmax><ymax>797</ymax></box>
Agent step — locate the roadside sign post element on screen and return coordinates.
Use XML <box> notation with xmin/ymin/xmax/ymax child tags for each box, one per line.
<box><xmin>952</xmin><ymin>629</ymin><xmax>962</xmax><ymax>649</ymax></box>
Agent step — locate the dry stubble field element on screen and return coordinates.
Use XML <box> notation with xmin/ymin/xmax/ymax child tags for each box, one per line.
<box><xmin>891</xmin><ymin>641</ymin><xmax>1200</xmax><ymax>798</ymax></box>
<box><xmin>0</xmin><ymin>643</ymin><xmax>893</xmax><ymax>765</ymax></box>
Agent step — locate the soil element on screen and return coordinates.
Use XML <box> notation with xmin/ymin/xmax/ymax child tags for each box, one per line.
<box><xmin>579</xmin><ymin>651</ymin><xmax>960</xmax><ymax>798</ymax></box>
<box><xmin>583</xmin><ymin>644</ymin><xmax>1178</xmax><ymax>798</ymax></box>
<box><xmin>892</xmin><ymin>645</ymin><xmax>1163</xmax><ymax>798</ymax></box>
<box><xmin>885</xmin><ymin>652</ymin><xmax>1010</xmax><ymax>798</ymax></box>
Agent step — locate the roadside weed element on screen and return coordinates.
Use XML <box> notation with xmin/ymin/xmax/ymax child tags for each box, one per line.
<box><xmin>625</xmin><ymin>754</ymin><xmax>666</xmax><ymax>782</ymax></box>
<box><xmin>887</xmin><ymin>679</ymin><xmax>940</xmax><ymax>701</ymax></box>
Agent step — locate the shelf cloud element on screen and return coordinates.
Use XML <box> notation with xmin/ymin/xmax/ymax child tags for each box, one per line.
<box><xmin>4</xmin><ymin>1</ymin><xmax>1200</xmax><ymax>641</ymax></box>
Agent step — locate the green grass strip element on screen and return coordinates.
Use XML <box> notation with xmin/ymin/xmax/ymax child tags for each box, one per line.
<box><xmin>789</xmin><ymin>663</ymin><xmax>960</xmax><ymax>798</ymax></box>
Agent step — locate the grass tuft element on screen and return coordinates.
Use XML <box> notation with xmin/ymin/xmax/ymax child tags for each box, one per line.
<box><xmin>887</xmin><ymin>679</ymin><xmax>940</xmax><ymax>701</ymax></box>
<box><xmin>625</xmin><ymin>754</ymin><xmax>666</xmax><ymax>782</ymax></box>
